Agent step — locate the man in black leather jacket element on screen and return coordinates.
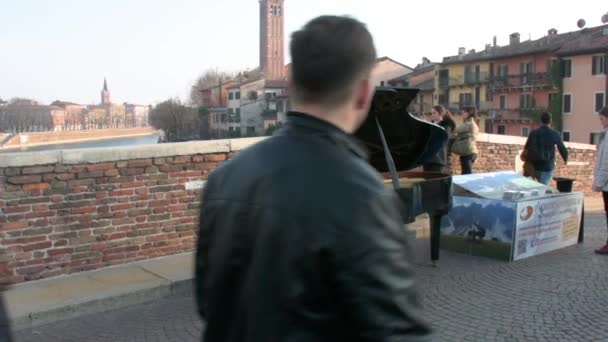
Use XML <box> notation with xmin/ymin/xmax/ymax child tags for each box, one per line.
<box><xmin>195</xmin><ymin>15</ymin><xmax>432</xmax><ymax>342</ymax></box>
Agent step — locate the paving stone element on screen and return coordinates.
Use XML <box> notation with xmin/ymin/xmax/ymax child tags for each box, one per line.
<box><xmin>13</xmin><ymin>213</ymin><xmax>608</xmax><ymax>341</ymax></box>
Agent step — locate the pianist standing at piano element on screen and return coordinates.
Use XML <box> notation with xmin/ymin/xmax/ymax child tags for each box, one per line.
<box><xmin>423</xmin><ymin>105</ymin><xmax>456</xmax><ymax>173</ymax></box>
<box><xmin>452</xmin><ymin>106</ymin><xmax>480</xmax><ymax>174</ymax></box>
<box><xmin>195</xmin><ymin>15</ymin><xmax>433</xmax><ymax>342</ymax></box>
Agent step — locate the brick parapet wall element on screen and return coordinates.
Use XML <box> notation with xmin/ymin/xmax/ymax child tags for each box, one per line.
<box><xmin>0</xmin><ymin>134</ymin><xmax>598</xmax><ymax>284</ymax></box>
<box><xmin>449</xmin><ymin>134</ymin><xmax>597</xmax><ymax>195</ymax></box>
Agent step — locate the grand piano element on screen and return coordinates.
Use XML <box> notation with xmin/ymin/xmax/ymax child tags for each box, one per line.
<box><xmin>353</xmin><ymin>87</ymin><xmax>453</xmax><ymax>264</ymax></box>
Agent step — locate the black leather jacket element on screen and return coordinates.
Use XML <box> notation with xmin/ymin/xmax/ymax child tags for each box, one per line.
<box><xmin>196</xmin><ymin>112</ymin><xmax>432</xmax><ymax>342</ymax></box>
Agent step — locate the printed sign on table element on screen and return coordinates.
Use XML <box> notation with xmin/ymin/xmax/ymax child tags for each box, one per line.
<box><xmin>513</xmin><ymin>193</ymin><xmax>583</xmax><ymax>261</ymax></box>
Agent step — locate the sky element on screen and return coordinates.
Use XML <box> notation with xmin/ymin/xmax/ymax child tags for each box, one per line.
<box><xmin>0</xmin><ymin>0</ymin><xmax>605</xmax><ymax>106</ymax></box>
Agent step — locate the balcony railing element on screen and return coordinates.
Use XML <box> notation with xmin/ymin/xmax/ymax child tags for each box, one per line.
<box><xmin>489</xmin><ymin>73</ymin><xmax>556</xmax><ymax>91</ymax></box>
<box><xmin>438</xmin><ymin>72</ymin><xmax>490</xmax><ymax>88</ymax></box>
<box><xmin>488</xmin><ymin>107</ymin><xmax>548</xmax><ymax>121</ymax></box>
<box><xmin>447</xmin><ymin>101</ymin><xmax>493</xmax><ymax>112</ymax></box>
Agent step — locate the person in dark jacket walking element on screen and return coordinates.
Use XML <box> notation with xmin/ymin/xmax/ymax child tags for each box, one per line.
<box><xmin>523</xmin><ymin>112</ymin><xmax>568</xmax><ymax>185</ymax></box>
<box><xmin>423</xmin><ymin>105</ymin><xmax>456</xmax><ymax>173</ymax></box>
<box><xmin>195</xmin><ymin>15</ymin><xmax>432</xmax><ymax>342</ymax></box>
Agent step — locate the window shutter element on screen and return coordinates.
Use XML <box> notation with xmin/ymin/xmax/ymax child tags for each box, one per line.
<box><xmin>592</xmin><ymin>57</ymin><xmax>598</xmax><ymax>75</ymax></box>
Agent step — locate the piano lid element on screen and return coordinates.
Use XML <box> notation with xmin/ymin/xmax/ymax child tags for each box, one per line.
<box><xmin>353</xmin><ymin>87</ymin><xmax>449</xmax><ymax>172</ymax></box>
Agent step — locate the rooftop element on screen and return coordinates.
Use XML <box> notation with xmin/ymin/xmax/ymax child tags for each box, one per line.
<box><xmin>556</xmin><ymin>24</ymin><xmax>608</xmax><ymax>56</ymax></box>
<box><xmin>442</xmin><ymin>24</ymin><xmax>607</xmax><ymax>64</ymax></box>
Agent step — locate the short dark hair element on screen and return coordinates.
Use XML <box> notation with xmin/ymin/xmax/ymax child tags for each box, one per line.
<box><xmin>289</xmin><ymin>16</ymin><xmax>377</xmax><ymax>108</ymax></box>
<box><xmin>599</xmin><ymin>106</ymin><xmax>608</xmax><ymax>117</ymax></box>
<box><xmin>541</xmin><ymin>112</ymin><xmax>552</xmax><ymax>124</ymax></box>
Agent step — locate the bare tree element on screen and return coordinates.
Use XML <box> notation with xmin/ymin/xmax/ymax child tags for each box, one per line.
<box><xmin>189</xmin><ymin>69</ymin><xmax>236</xmax><ymax>107</ymax></box>
<box><xmin>150</xmin><ymin>98</ymin><xmax>199</xmax><ymax>142</ymax></box>
<box><xmin>188</xmin><ymin>67</ymin><xmax>262</xmax><ymax>107</ymax></box>
<box><xmin>9</xmin><ymin>97</ymin><xmax>39</xmax><ymax>106</ymax></box>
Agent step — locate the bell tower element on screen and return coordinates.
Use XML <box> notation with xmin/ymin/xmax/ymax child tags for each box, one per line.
<box><xmin>259</xmin><ymin>0</ymin><xmax>285</xmax><ymax>80</ymax></box>
<box><xmin>101</xmin><ymin>78</ymin><xmax>111</xmax><ymax>105</ymax></box>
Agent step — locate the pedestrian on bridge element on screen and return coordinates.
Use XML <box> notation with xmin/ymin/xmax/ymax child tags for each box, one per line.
<box><xmin>195</xmin><ymin>14</ymin><xmax>432</xmax><ymax>342</ymax></box>
<box><xmin>592</xmin><ymin>106</ymin><xmax>608</xmax><ymax>255</ymax></box>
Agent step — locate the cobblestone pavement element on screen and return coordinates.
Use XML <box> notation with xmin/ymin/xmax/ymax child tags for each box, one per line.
<box><xmin>14</xmin><ymin>213</ymin><xmax>608</xmax><ymax>342</ymax></box>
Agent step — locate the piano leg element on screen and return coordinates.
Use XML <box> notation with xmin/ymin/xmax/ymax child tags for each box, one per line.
<box><xmin>578</xmin><ymin>201</ymin><xmax>585</xmax><ymax>243</ymax></box>
<box><xmin>430</xmin><ymin>213</ymin><xmax>442</xmax><ymax>266</ymax></box>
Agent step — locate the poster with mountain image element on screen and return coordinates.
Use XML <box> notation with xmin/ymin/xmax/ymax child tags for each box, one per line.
<box><xmin>441</xmin><ymin>197</ymin><xmax>516</xmax><ymax>261</ymax></box>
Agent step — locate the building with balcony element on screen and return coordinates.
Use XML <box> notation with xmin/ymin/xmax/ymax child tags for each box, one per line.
<box><xmin>437</xmin><ymin>48</ymin><xmax>492</xmax><ymax>110</ymax></box>
<box><xmin>436</xmin><ymin>27</ymin><xmax>604</xmax><ymax>138</ymax></box>
<box><xmin>556</xmin><ymin>24</ymin><xmax>608</xmax><ymax>144</ymax></box>
<box><xmin>212</xmin><ymin>78</ymin><xmax>288</xmax><ymax>137</ymax></box>
<box><xmin>435</xmin><ymin>47</ymin><xmax>493</xmax><ymax>132</ymax></box>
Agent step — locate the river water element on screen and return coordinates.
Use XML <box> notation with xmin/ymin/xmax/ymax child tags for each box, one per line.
<box><xmin>0</xmin><ymin>134</ymin><xmax>160</xmax><ymax>154</ymax></box>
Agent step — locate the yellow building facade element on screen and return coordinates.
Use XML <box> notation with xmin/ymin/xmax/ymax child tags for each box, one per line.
<box><xmin>434</xmin><ymin>57</ymin><xmax>493</xmax><ymax>132</ymax></box>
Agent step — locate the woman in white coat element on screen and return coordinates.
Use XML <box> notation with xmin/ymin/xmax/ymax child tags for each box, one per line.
<box><xmin>593</xmin><ymin>106</ymin><xmax>608</xmax><ymax>255</ymax></box>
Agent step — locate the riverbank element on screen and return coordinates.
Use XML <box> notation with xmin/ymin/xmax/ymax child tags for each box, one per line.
<box><xmin>0</xmin><ymin>127</ymin><xmax>158</xmax><ymax>150</ymax></box>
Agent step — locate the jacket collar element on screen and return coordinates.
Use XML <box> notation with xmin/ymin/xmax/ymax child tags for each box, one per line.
<box><xmin>283</xmin><ymin>111</ymin><xmax>368</xmax><ymax>160</ymax></box>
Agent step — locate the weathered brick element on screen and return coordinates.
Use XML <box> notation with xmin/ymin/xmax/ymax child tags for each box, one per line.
<box><xmin>109</xmin><ymin>176</ymin><xmax>136</xmax><ymax>184</ymax></box>
<box><xmin>19</xmin><ymin>196</ymin><xmax>51</xmax><ymax>204</ymax></box>
<box><xmin>7</xmin><ymin>175</ymin><xmax>42</xmax><ymax>185</ymax></box>
<box><xmin>104</xmin><ymin>169</ymin><xmax>119</xmax><ymax>177</ymax></box>
<box><xmin>153</xmin><ymin>158</ymin><xmax>166</xmax><ymax>165</ymax></box>
<box><xmin>32</xmin><ymin>219</ymin><xmax>49</xmax><ymax>227</ymax></box>
<box><xmin>145</xmin><ymin>166</ymin><xmax>159</xmax><ymax>174</ymax></box>
<box><xmin>170</xmin><ymin>171</ymin><xmax>202</xmax><ymax>179</ymax></box>
<box><xmin>31</xmin><ymin>204</ymin><xmax>49</xmax><ymax>212</ymax></box>
<box><xmin>3</xmin><ymin>236</ymin><xmax>47</xmax><ymax>245</ymax></box>
<box><xmin>193</xmin><ymin>162</ymin><xmax>219</xmax><ymax>171</ymax></box>
<box><xmin>16</xmin><ymin>265</ymin><xmax>46</xmax><ymax>275</ymax></box>
<box><xmin>158</xmin><ymin>165</ymin><xmax>183</xmax><ymax>173</ymax></box>
<box><xmin>78</xmin><ymin>171</ymin><xmax>105</xmax><ymax>179</ymax></box>
<box><xmin>51</xmin><ymin>181</ymin><xmax>68</xmax><ymax>190</ymax></box>
<box><xmin>128</xmin><ymin>208</ymin><xmax>152</xmax><ymax>217</ymax></box>
<box><xmin>135</xmin><ymin>188</ymin><xmax>149</xmax><ymax>195</ymax></box>
<box><xmin>68</xmin><ymin>179</ymin><xmax>95</xmax><ymax>188</ymax></box>
<box><xmin>4</xmin><ymin>206</ymin><xmax>31</xmax><ymax>214</ymax></box>
<box><xmin>86</xmin><ymin>163</ymin><xmax>116</xmax><ymax>172</ymax></box>
<box><xmin>109</xmin><ymin>189</ymin><xmax>134</xmax><ymax>197</ymax></box>
<box><xmin>22</xmin><ymin>227</ymin><xmax>52</xmax><ymax>236</ymax></box>
<box><xmin>43</xmin><ymin>174</ymin><xmax>56</xmax><ymax>182</ymax></box>
<box><xmin>149</xmin><ymin>213</ymin><xmax>170</xmax><ymax>222</ymax></box>
<box><xmin>150</xmin><ymin>185</ymin><xmax>173</xmax><ymax>193</ymax></box>
<box><xmin>111</xmin><ymin>204</ymin><xmax>133</xmax><ymax>211</ymax></box>
<box><xmin>23</xmin><ymin>183</ymin><xmax>50</xmax><ymax>191</ymax></box>
<box><xmin>192</xmin><ymin>155</ymin><xmax>205</xmax><ymax>163</ymax></box>
<box><xmin>48</xmin><ymin>248</ymin><xmax>74</xmax><ymax>256</ymax></box>
<box><xmin>71</xmin><ymin>207</ymin><xmax>97</xmax><ymax>215</ymax></box>
<box><xmin>22</xmin><ymin>241</ymin><xmax>52</xmax><ymax>252</ymax></box>
<box><xmin>149</xmin><ymin>200</ymin><xmax>171</xmax><ymax>208</ymax></box>
<box><xmin>205</xmin><ymin>154</ymin><xmax>227</xmax><ymax>162</ymax></box>
<box><xmin>169</xmin><ymin>156</ymin><xmax>191</xmax><ymax>164</ymax></box>
<box><xmin>110</xmin><ymin>232</ymin><xmax>127</xmax><ymax>240</ymax></box>
<box><xmin>3</xmin><ymin>168</ymin><xmax>20</xmax><ymax>176</ymax></box>
<box><xmin>119</xmin><ymin>181</ymin><xmax>146</xmax><ymax>189</ymax></box>
<box><xmin>119</xmin><ymin>168</ymin><xmax>145</xmax><ymax>176</ymax></box>
<box><xmin>72</xmin><ymin>252</ymin><xmax>101</xmax><ymax>260</ymax></box>
<box><xmin>54</xmin><ymin>240</ymin><xmax>68</xmax><ymax>247</ymax></box>
<box><xmin>127</xmin><ymin>159</ymin><xmax>153</xmax><ymax>168</ymax></box>
<box><xmin>22</xmin><ymin>166</ymin><xmax>55</xmax><ymax>175</ymax></box>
